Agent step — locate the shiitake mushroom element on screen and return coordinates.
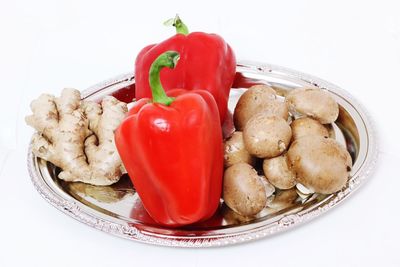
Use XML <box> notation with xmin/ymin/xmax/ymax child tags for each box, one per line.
<box><xmin>287</xmin><ymin>136</ymin><xmax>352</xmax><ymax>194</ymax></box>
<box><xmin>286</xmin><ymin>87</ymin><xmax>339</xmax><ymax>124</ymax></box>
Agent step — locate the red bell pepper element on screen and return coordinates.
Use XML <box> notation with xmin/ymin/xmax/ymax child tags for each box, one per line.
<box><xmin>115</xmin><ymin>51</ymin><xmax>223</xmax><ymax>227</ymax></box>
<box><xmin>134</xmin><ymin>15</ymin><xmax>236</xmax><ymax>123</ymax></box>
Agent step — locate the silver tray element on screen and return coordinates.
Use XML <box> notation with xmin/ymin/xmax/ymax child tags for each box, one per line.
<box><xmin>27</xmin><ymin>61</ymin><xmax>378</xmax><ymax>247</ymax></box>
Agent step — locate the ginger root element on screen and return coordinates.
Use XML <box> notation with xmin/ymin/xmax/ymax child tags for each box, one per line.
<box><xmin>26</xmin><ymin>88</ymin><xmax>128</xmax><ymax>185</ymax></box>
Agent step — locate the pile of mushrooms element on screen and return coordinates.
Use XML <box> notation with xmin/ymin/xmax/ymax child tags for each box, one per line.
<box><xmin>223</xmin><ymin>85</ymin><xmax>352</xmax><ymax>217</ymax></box>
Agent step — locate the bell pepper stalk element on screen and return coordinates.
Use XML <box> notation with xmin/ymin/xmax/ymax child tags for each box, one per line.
<box><xmin>134</xmin><ymin>15</ymin><xmax>236</xmax><ymax>124</ymax></box>
<box><xmin>115</xmin><ymin>51</ymin><xmax>224</xmax><ymax>227</ymax></box>
<box><xmin>163</xmin><ymin>14</ymin><xmax>189</xmax><ymax>35</ymax></box>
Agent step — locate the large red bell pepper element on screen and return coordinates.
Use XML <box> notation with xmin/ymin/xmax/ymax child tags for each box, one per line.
<box><xmin>115</xmin><ymin>51</ymin><xmax>223</xmax><ymax>227</ymax></box>
<box><xmin>135</xmin><ymin>15</ymin><xmax>236</xmax><ymax>123</ymax></box>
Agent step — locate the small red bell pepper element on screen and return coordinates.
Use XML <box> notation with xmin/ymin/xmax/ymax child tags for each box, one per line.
<box><xmin>135</xmin><ymin>15</ymin><xmax>236</xmax><ymax>123</ymax></box>
<box><xmin>115</xmin><ymin>51</ymin><xmax>223</xmax><ymax>227</ymax></box>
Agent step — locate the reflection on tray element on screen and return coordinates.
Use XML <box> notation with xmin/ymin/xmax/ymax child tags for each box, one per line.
<box><xmin>51</xmin><ymin>159</ymin><xmax>328</xmax><ymax>230</ymax></box>
<box><xmin>62</xmin><ymin>174</ymin><xmax>134</xmax><ymax>204</ymax></box>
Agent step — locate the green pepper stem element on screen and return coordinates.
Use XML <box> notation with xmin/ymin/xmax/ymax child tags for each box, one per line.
<box><xmin>163</xmin><ymin>14</ymin><xmax>189</xmax><ymax>35</ymax></box>
<box><xmin>149</xmin><ymin>51</ymin><xmax>180</xmax><ymax>105</ymax></box>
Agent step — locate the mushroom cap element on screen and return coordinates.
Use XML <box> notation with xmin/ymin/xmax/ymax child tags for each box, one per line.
<box><xmin>291</xmin><ymin>117</ymin><xmax>329</xmax><ymax>140</ymax></box>
<box><xmin>224</xmin><ymin>131</ymin><xmax>255</xmax><ymax>168</ymax></box>
<box><xmin>223</xmin><ymin>163</ymin><xmax>267</xmax><ymax>216</ymax></box>
<box><xmin>268</xmin><ymin>188</ymin><xmax>299</xmax><ymax>210</ymax></box>
<box><xmin>221</xmin><ymin>203</ymin><xmax>255</xmax><ymax>224</ymax></box>
<box><xmin>243</xmin><ymin>114</ymin><xmax>292</xmax><ymax>158</ymax></box>
<box><xmin>286</xmin><ymin>88</ymin><xmax>339</xmax><ymax>124</ymax></box>
<box><xmin>263</xmin><ymin>100</ymin><xmax>289</xmax><ymax>122</ymax></box>
<box><xmin>263</xmin><ymin>154</ymin><xmax>297</xmax><ymax>189</ymax></box>
<box><xmin>287</xmin><ymin>136</ymin><xmax>352</xmax><ymax>194</ymax></box>
<box><xmin>234</xmin><ymin>84</ymin><xmax>288</xmax><ymax>130</ymax></box>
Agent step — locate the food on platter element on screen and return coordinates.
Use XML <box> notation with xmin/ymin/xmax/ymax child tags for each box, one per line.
<box><xmin>291</xmin><ymin>117</ymin><xmax>329</xmax><ymax>140</ymax></box>
<box><xmin>26</xmin><ymin>15</ymin><xmax>352</xmax><ymax>226</ymax></box>
<box><xmin>223</xmin><ymin>163</ymin><xmax>271</xmax><ymax>216</ymax></box>
<box><xmin>233</xmin><ymin>84</ymin><xmax>289</xmax><ymax>130</ymax></box>
<box><xmin>287</xmin><ymin>136</ymin><xmax>352</xmax><ymax>194</ymax></box>
<box><xmin>135</xmin><ymin>15</ymin><xmax>236</xmax><ymax>123</ymax></box>
<box><xmin>262</xmin><ymin>154</ymin><xmax>296</xmax><ymax>190</ymax></box>
<box><xmin>224</xmin><ymin>131</ymin><xmax>255</xmax><ymax>168</ymax></box>
<box><xmin>26</xmin><ymin>88</ymin><xmax>127</xmax><ymax>185</ymax></box>
<box><xmin>243</xmin><ymin>114</ymin><xmax>292</xmax><ymax>158</ymax></box>
<box><xmin>115</xmin><ymin>51</ymin><xmax>224</xmax><ymax>226</ymax></box>
<box><xmin>286</xmin><ymin>87</ymin><xmax>339</xmax><ymax>124</ymax></box>
<box><xmin>222</xmin><ymin>84</ymin><xmax>351</xmax><ymax>216</ymax></box>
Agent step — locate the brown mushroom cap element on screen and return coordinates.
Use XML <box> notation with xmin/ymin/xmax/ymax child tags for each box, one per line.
<box><xmin>221</xmin><ymin>203</ymin><xmax>255</xmax><ymax>224</ymax></box>
<box><xmin>224</xmin><ymin>131</ymin><xmax>255</xmax><ymax>168</ymax></box>
<box><xmin>291</xmin><ymin>117</ymin><xmax>329</xmax><ymax>140</ymax></box>
<box><xmin>287</xmin><ymin>136</ymin><xmax>352</xmax><ymax>194</ymax></box>
<box><xmin>263</xmin><ymin>154</ymin><xmax>297</xmax><ymax>189</ymax></box>
<box><xmin>223</xmin><ymin>163</ymin><xmax>267</xmax><ymax>216</ymax></box>
<box><xmin>234</xmin><ymin>84</ymin><xmax>288</xmax><ymax>130</ymax></box>
<box><xmin>268</xmin><ymin>188</ymin><xmax>299</xmax><ymax>210</ymax></box>
<box><xmin>286</xmin><ymin>88</ymin><xmax>339</xmax><ymax>124</ymax></box>
<box><xmin>243</xmin><ymin>114</ymin><xmax>292</xmax><ymax>158</ymax></box>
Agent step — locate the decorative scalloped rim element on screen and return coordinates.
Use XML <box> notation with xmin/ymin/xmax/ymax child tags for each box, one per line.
<box><xmin>27</xmin><ymin>62</ymin><xmax>378</xmax><ymax>247</ymax></box>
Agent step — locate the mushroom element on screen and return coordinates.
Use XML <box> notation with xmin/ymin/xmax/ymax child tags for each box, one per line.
<box><xmin>243</xmin><ymin>114</ymin><xmax>292</xmax><ymax>158</ymax></box>
<box><xmin>287</xmin><ymin>136</ymin><xmax>352</xmax><ymax>194</ymax></box>
<box><xmin>234</xmin><ymin>84</ymin><xmax>289</xmax><ymax>130</ymax></box>
<box><xmin>267</xmin><ymin>188</ymin><xmax>299</xmax><ymax>210</ymax></box>
<box><xmin>296</xmin><ymin>183</ymin><xmax>315</xmax><ymax>198</ymax></box>
<box><xmin>221</xmin><ymin>203</ymin><xmax>255</xmax><ymax>224</ymax></box>
<box><xmin>223</xmin><ymin>163</ymin><xmax>267</xmax><ymax>216</ymax></box>
<box><xmin>260</xmin><ymin>175</ymin><xmax>276</xmax><ymax>199</ymax></box>
<box><xmin>286</xmin><ymin>87</ymin><xmax>339</xmax><ymax>124</ymax></box>
<box><xmin>263</xmin><ymin>154</ymin><xmax>296</xmax><ymax>189</ymax></box>
<box><xmin>224</xmin><ymin>131</ymin><xmax>255</xmax><ymax>168</ymax></box>
<box><xmin>291</xmin><ymin>117</ymin><xmax>329</xmax><ymax>140</ymax></box>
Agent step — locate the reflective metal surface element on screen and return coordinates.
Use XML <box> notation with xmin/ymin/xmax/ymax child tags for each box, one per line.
<box><xmin>27</xmin><ymin>62</ymin><xmax>378</xmax><ymax>247</ymax></box>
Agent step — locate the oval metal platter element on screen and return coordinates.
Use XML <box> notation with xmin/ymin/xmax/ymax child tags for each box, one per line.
<box><xmin>27</xmin><ymin>61</ymin><xmax>378</xmax><ymax>247</ymax></box>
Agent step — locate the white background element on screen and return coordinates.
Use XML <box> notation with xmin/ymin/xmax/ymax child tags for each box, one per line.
<box><xmin>1</xmin><ymin>0</ymin><xmax>399</xmax><ymax>266</ymax></box>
